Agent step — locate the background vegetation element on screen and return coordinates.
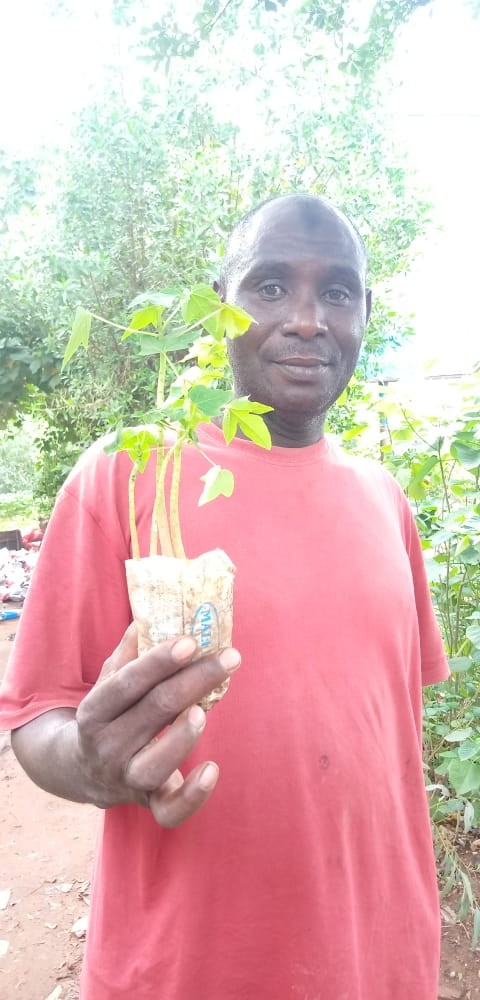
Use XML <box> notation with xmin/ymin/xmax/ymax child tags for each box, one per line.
<box><xmin>0</xmin><ymin>0</ymin><xmax>435</xmax><ymax>506</ymax></box>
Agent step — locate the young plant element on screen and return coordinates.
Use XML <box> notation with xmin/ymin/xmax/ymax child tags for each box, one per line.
<box><xmin>62</xmin><ymin>283</ymin><xmax>272</xmax><ymax>559</ymax></box>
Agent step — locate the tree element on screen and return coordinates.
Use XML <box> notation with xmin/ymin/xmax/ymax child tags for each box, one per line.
<box><xmin>0</xmin><ymin>0</ymin><xmax>434</xmax><ymax>505</ymax></box>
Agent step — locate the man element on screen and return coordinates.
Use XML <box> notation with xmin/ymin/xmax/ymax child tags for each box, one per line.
<box><xmin>0</xmin><ymin>194</ymin><xmax>449</xmax><ymax>999</ymax></box>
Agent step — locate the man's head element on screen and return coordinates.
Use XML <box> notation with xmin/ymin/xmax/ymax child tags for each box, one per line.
<box><xmin>215</xmin><ymin>194</ymin><xmax>371</xmax><ymax>445</ymax></box>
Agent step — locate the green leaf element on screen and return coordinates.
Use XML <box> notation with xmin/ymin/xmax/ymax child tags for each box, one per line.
<box><xmin>230</xmin><ymin>397</ymin><xmax>273</xmax><ymax>414</ymax></box>
<box><xmin>430</xmin><ymin>528</ymin><xmax>456</xmax><ymax>546</ymax></box>
<box><xmin>182</xmin><ymin>284</ymin><xmax>223</xmax><ymax>336</ymax></box>
<box><xmin>463</xmin><ymin>802</ymin><xmax>475</xmax><ymax>833</ymax></box>
<box><xmin>187</xmin><ymin>334</ymin><xmax>227</xmax><ymax>369</ymax></box>
<box><xmin>188</xmin><ymin>385</ymin><xmax>233</xmax><ymax>416</ymax></box>
<box><xmin>128</xmin><ymin>290</ymin><xmax>178</xmax><ymax>310</ymax></box>
<box><xmin>458</xmin><ymin>871</ymin><xmax>474</xmax><ymax>921</ymax></box>
<box><xmin>394</xmin><ymin>466</ymin><xmax>411</xmax><ymax>490</ymax></box>
<box><xmin>198</xmin><ymin>465</ymin><xmax>234</xmax><ymax>506</ymax></box>
<box><xmin>342</xmin><ymin>422</ymin><xmax>368</xmax><ymax>441</ymax></box>
<box><xmin>62</xmin><ymin>307</ymin><xmax>92</xmax><ymax>370</ymax></box>
<box><xmin>444</xmin><ymin>728</ymin><xmax>474</xmax><ymax>742</ymax></box>
<box><xmin>472</xmin><ymin>908</ymin><xmax>480</xmax><ymax>950</ymax></box>
<box><xmin>236</xmin><ymin>412</ymin><xmax>272</xmax><ymax>449</ymax></box>
<box><xmin>451</xmin><ymin>440</ymin><xmax>480</xmax><ymax>470</ymax></box>
<box><xmin>466</xmin><ymin>624</ymin><xmax>480</xmax><ymax>648</ymax></box>
<box><xmin>222</xmin><ymin>408</ymin><xmax>238</xmax><ymax>444</ymax></box>
<box><xmin>391</xmin><ymin>426</ymin><xmax>414</xmax><ymax>441</ymax></box>
<box><xmin>457</xmin><ymin>544</ymin><xmax>480</xmax><ymax>566</ymax></box>
<box><xmin>455</xmin><ymin>534</ymin><xmax>472</xmax><ymax>556</ymax></box>
<box><xmin>448</xmin><ymin>656</ymin><xmax>473</xmax><ymax>673</ymax></box>
<box><xmin>122</xmin><ymin>305</ymin><xmax>163</xmax><ymax>338</ymax></box>
<box><xmin>220</xmin><ymin>302</ymin><xmax>254</xmax><ymax>339</ymax></box>
<box><xmin>104</xmin><ymin>425</ymin><xmax>161</xmax><ymax>472</ymax></box>
<box><xmin>143</xmin><ymin>406</ymin><xmax>186</xmax><ymax>424</ymax></box>
<box><xmin>408</xmin><ymin>455</ymin><xmax>439</xmax><ymax>500</ymax></box>
<box><xmin>136</xmin><ymin>334</ymin><xmax>164</xmax><ymax>356</ymax></box>
<box><xmin>448</xmin><ymin>759</ymin><xmax>480</xmax><ymax>796</ymax></box>
<box><xmin>136</xmin><ymin>328</ymin><xmax>199</xmax><ymax>356</ymax></box>
<box><xmin>458</xmin><ymin>741</ymin><xmax>480</xmax><ymax>761</ymax></box>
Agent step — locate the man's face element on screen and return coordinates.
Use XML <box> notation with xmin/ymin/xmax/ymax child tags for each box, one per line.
<box><xmin>222</xmin><ymin>202</ymin><xmax>371</xmax><ymax>421</ymax></box>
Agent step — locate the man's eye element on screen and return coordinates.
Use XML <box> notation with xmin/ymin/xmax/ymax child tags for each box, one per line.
<box><xmin>259</xmin><ymin>283</ymin><xmax>284</xmax><ymax>299</ymax></box>
<box><xmin>324</xmin><ymin>288</ymin><xmax>350</xmax><ymax>303</ymax></box>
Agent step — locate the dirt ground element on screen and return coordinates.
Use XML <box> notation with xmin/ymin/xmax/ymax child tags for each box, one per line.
<box><xmin>0</xmin><ymin>618</ymin><xmax>479</xmax><ymax>999</ymax></box>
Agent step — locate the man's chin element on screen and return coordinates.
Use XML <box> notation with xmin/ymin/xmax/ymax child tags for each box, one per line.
<box><xmin>270</xmin><ymin>389</ymin><xmax>335</xmax><ymax>419</ymax></box>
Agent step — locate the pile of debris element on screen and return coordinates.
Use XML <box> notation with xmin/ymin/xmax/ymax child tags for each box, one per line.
<box><xmin>0</xmin><ymin>546</ymin><xmax>39</xmax><ymax>605</ymax></box>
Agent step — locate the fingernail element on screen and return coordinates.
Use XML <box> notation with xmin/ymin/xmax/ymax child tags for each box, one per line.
<box><xmin>188</xmin><ymin>705</ymin><xmax>206</xmax><ymax>731</ymax></box>
<box><xmin>218</xmin><ymin>648</ymin><xmax>241</xmax><ymax>674</ymax></box>
<box><xmin>198</xmin><ymin>762</ymin><xmax>218</xmax><ymax>791</ymax></box>
<box><xmin>171</xmin><ymin>636</ymin><xmax>197</xmax><ymax>662</ymax></box>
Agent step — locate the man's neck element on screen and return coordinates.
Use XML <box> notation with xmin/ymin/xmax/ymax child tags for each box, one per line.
<box><xmin>213</xmin><ymin>410</ymin><xmax>326</xmax><ymax>448</ymax></box>
<box><xmin>262</xmin><ymin>411</ymin><xmax>326</xmax><ymax>448</ymax></box>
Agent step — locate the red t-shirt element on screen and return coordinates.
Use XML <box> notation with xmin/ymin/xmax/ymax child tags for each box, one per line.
<box><xmin>0</xmin><ymin>426</ymin><xmax>449</xmax><ymax>999</ymax></box>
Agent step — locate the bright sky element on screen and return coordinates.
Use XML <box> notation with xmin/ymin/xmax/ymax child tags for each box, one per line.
<box><xmin>384</xmin><ymin>0</ymin><xmax>480</xmax><ymax>377</ymax></box>
<box><xmin>1</xmin><ymin>0</ymin><xmax>479</xmax><ymax>377</ymax></box>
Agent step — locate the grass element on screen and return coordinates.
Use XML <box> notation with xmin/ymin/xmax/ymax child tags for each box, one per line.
<box><xmin>0</xmin><ymin>493</ymin><xmax>38</xmax><ymax>531</ymax></box>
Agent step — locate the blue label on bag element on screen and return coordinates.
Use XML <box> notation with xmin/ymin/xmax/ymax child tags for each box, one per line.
<box><xmin>192</xmin><ymin>602</ymin><xmax>219</xmax><ymax>653</ymax></box>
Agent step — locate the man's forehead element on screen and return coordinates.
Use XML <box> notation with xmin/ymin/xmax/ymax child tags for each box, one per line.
<box><xmin>240</xmin><ymin>202</ymin><xmax>363</xmax><ymax>269</ymax></box>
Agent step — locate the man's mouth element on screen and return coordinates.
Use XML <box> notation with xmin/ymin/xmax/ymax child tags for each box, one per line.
<box><xmin>273</xmin><ymin>356</ymin><xmax>332</xmax><ymax>380</ymax></box>
<box><xmin>275</xmin><ymin>356</ymin><xmax>330</xmax><ymax>367</ymax></box>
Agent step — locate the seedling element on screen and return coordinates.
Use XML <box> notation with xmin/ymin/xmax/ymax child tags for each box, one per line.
<box><xmin>63</xmin><ymin>283</ymin><xmax>272</xmax><ymax>558</ymax></box>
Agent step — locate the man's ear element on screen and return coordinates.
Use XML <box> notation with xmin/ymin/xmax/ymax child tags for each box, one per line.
<box><xmin>365</xmin><ymin>288</ymin><xmax>372</xmax><ymax>324</ymax></box>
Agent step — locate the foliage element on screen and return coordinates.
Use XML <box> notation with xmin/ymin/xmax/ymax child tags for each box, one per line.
<box><xmin>341</xmin><ymin>374</ymin><xmax>480</xmax><ymax>939</ymax></box>
<box><xmin>139</xmin><ymin>0</ymin><xmax>435</xmax><ymax>82</ymax></box>
<box><xmin>360</xmin><ymin>377</ymin><xmax>480</xmax><ymax>813</ymax></box>
<box><xmin>0</xmin><ymin>0</ymin><xmax>433</xmax><ymax>507</ymax></box>
<box><xmin>433</xmin><ymin>823</ymin><xmax>480</xmax><ymax>950</ymax></box>
<box><xmin>64</xmin><ymin>284</ymin><xmax>271</xmax><ymax>559</ymax></box>
<box><xmin>0</xmin><ymin>424</ymin><xmax>39</xmax><ymax>495</ymax></box>
<box><xmin>0</xmin><ymin>417</ymin><xmax>40</xmax><ymax>527</ymax></box>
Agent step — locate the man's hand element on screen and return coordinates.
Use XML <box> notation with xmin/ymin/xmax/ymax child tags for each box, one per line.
<box><xmin>11</xmin><ymin>625</ymin><xmax>241</xmax><ymax>829</ymax></box>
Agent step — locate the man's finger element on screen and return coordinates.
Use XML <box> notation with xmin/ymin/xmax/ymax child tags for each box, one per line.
<box><xmin>149</xmin><ymin>761</ymin><xmax>219</xmax><ymax>829</ymax></box>
<box><xmin>97</xmin><ymin>622</ymin><xmax>139</xmax><ymax>682</ymax></box>
<box><xmin>83</xmin><ymin>635</ymin><xmax>198</xmax><ymax>722</ymax></box>
<box><xmin>125</xmin><ymin>705</ymin><xmax>207</xmax><ymax>792</ymax></box>
<box><xmin>106</xmin><ymin>647</ymin><xmax>240</xmax><ymax>753</ymax></box>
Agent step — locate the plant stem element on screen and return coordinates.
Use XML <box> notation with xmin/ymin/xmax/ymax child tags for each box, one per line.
<box><xmin>170</xmin><ymin>443</ymin><xmax>186</xmax><ymax>559</ymax></box>
<box><xmin>453</xmin><ymin>567</ymin><xmax>468</xmax><ymax>651</ymax></box>
<box><xmin>150</xmin><ymin>446</ymin><xmax>174</xmax><ymax>557</ymax></box>
<box><xmin>89</xmin><ymin>312</ymin><xmax>132</xmax><ymax>334</ymax></box>
<box><xmin>197</xmin><ymin>446</ymin><xmax>218</xmax><ymax>468</ymax></box>
<box><xmin>437</xmin><ymin>443</ymin><xmax>452</xmax><ymax>514</ymax></box>
<box><xmin>156</xmin><ymin>351</ymin><xmax>167</xmax><ymax>409</ymax></box>
<box><xmin>149</xmin><ymin>349</ymin><xmax>175</xmax><ymax>556</ymax></box>
<box><xmin>128</xmin><ymin>465</ymin><xmax>140</xmax><ymax>560</ymax></box>
<box><xmin>161</xmin><ymin>299</ymin><xmax>183</xmax><ymax>329</ymax></box>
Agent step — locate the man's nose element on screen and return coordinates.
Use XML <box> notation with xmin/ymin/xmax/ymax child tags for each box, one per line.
<box><xmin>281</xmin><ymin>297</ymin><xmax>328</xmax><ymax>339</ymax></box>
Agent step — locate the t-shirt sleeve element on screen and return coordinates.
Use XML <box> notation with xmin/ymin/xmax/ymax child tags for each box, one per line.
<box><xmin>0</xmin><ymin>448</ymin><xmax>133</xmax><ymax>731</ymax></box>
<box><xmin>396</xmin><ymin>485</ymin><xmax>450</xmax><ymax>687</ymax></box>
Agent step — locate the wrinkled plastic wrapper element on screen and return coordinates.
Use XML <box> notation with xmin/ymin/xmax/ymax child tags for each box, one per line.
<box><xmin>125</xmin><ymin>549</ymin><xmax>235</xmax><ymax>711</ymax></box>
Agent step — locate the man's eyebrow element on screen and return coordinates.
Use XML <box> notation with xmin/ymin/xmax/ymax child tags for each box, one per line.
<box><xmin>323</xmin><ymin>263</ymin><xmax>364</xmax><ymax>288</ymax></box>
<box><xmin>241</xmin><ymin>260</ymin><xmax>364</xmax><ymax>288</ymax></box>
<box><xmin>241</xmin><ymin>260</ymin><xmax>294</xmax><ymax>281</ymax></box>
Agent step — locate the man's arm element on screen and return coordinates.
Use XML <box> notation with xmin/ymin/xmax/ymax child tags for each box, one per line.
<box><xmin>11</xmin><ymin>625</ymin><xmax>241</xmax><ymax>828</ymax></box>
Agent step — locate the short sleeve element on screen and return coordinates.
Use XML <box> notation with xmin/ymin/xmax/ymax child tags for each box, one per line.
<box><xmin>398</xmin><ymin>488</ymin><xmax>450</xmax><ymax>687</ymax></box>
<box><xmin>0</xmin><ymin>448</ymin><xmax>133</xmax><ymax>731</ymax></box>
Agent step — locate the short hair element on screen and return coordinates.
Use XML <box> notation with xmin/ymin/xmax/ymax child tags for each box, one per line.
<box><xmin>219</xmin><ymin>193</ymin><xmax>368</xmax><ymax>291</ymax></box>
